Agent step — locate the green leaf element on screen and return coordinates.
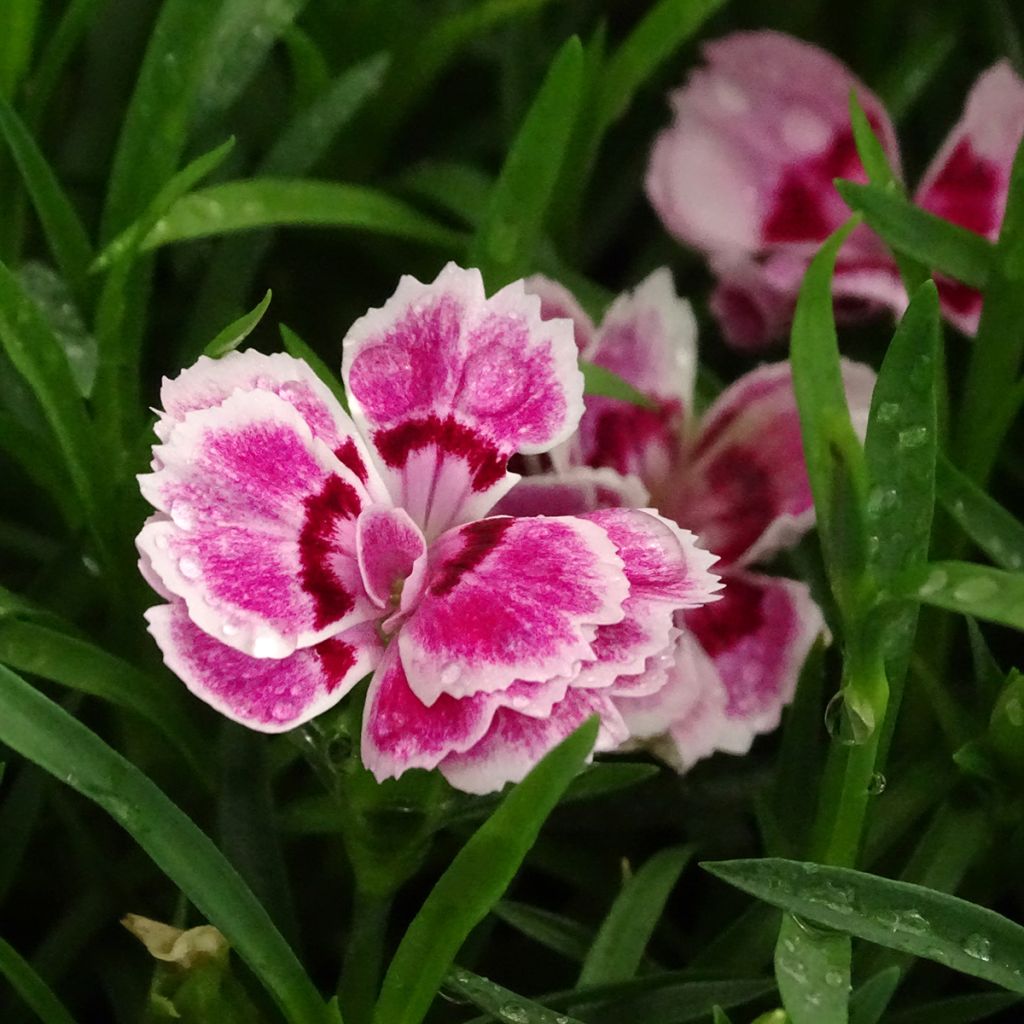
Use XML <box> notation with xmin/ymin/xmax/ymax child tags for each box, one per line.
<box><xmin>848</xmin><ymin>966</ymin><xmax>900</xmax><ymax>1024</ymax></box>
<box><xmin>19</xmin><ymin>263</ymin><xmax>96</xmax><ymax>396</ymax></box>
<box><xmin>577</xmin><ymin>977</ymin><xmax>777</xmax><ymax>1024</ymax></box>
<box><xmin>774</xmin><ymin>913</ymin><xmax>850</xmax><ymax>1024</ymax></box>
<box><xmin>0</xmin><ymin>259</ymin><xmax>106</xmax><ymax>552</ymax></box>
<box><xmin>0</xmin><ymin>93</ymin><xmax>93</xmax><ymax>307</ymax></box>
<box><xmin>889</xmin><ymin>561</ymin><xmax>1024</xmax><ymax>630</ymax></box>
<box><xmin>876</xmin><ymin>18</ymin><xmax>956</xmax><ymax>122</ymax></box>
<box><xmin>989</xmin><ymin>669</ymin><xmax>1024</xmax><ymax>775</ymax></box>
<box><xmin>836</xmin><ymin>181</ymin><xmax>994</xmax><ymax>289</ymax></box>
<box><xmin>864</xmin><ymin>282</ymin><xmax>940</xmax><ymax>583</ymax></box>
<box><xmin>889</xmin><ymin>991</ymin><xmax>1022</xmax><ymax>1024</ymax></box>
<box><xmin>446</xmin><ymin>967</ymin><xmax>586</xmax><ymax>1024</ymax></box>
<box><xmin>469</xmin><ymin>36</ymin><xmax>584</xmax><ymax>288</ymax></box>
<box><xmin>280</xmin><ymin>324</ymin><xmax>348</xmax><ymax>413</ymax></box>
<box><xmin>578</xmin><ymin>846</ymin><xmax>692</xmax><ymax>987</ymax></box>
<box><xmin>373</xmin><ymin>717</ymin><xmax>598</xmax><ymax>1024</ymax></box>
<box><xmin>789</xmin><ymin>219</ymin><xmax>871</xmax><ymax>619</ymax></box>
<box><xmin>102</xmin><ymin>180</ymin><xmax>465</xmax><ymax>259</ymax></box>
<box><xmin>955</xmin><ymin>135</ymin><xmax>1024</xmax><ymax>482</ymax></box>
<box><xmin>704</xmin><ymin>857</ymin><xmax>1024</xmax><ymax>993</ymax></box>
<box><xmin>581</xmin><ymin>362</ymin><xmax>656</xmax><ymax>408</ymax></box>
<box><xmin>712</xmin><ymin>1010</ymin><xmax>734</xmax><ymax>1024</ymax></box>
<box><xmin>398</xmin><ymin>161</ymin><xmax>493</xmax><ymax>228</ymax></box>
<box><xmin>192</xmin><ymin>0</ymin><xmax>307</xmax><ymax>129</ymax></box>
<box><xmin>0</xmin><ymin>935</ymin><xmax>79</xmax><ymax>1024</ymax></box>
<box><xmin>936</xmin><ymin>455</ymin><xmax>1024</xmax><ymax>572</ymax></box>
<box><xmin>596</xmin><ymin>0</ymin><xmax>725</xmax><ymax>130</ymax></box>
<box><xmin>204</xmin><ymin>290</ymin><xmax>272</xmax><ymax>357</ymax></box>
<box><xmin>0</xmin><ymin>616</ymin><xmax>211</xmax><ymax>787</ymax></box>
<box><xmin>0</xmin><ymin>0</ymin><xmax>41</xmax><ymax>97</ymax></box>
<box><xmin>492</xmin><ymin>901</ymin><xmax>593</xmax><ymax>962</ymax></box>
<box><xmin>100</xmin><ymin>0</ymin><xmax>226</xmax><ymax>238</ymax></box>
<box><xmin>0</xmin><ymin>665</ymin><xmax>329</xmax><ymax>1024</ymax></box>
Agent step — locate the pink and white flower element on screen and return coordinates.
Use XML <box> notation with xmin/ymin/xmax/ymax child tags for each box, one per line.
<box><xmin>137</xmin><ymin>264</ymin><xmax>722</xmax><ymax>793</ymax></box>
<box><xmin>505</xmin><ymin>270</ymin><xmax>875</xmax><ymax>768</ymax></box>
<box><xmin>646</xmin><ymin>31</ymin><xmax>1024</xmax><ymax>347</ymax></box>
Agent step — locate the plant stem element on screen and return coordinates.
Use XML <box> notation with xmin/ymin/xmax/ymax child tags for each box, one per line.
<box><xmin>339</xmin><ymin>885</ymin><xmax>393</xmax><ymax>1024</ymax></box>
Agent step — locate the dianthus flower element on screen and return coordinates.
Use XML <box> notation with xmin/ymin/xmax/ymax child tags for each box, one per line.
<box><xmin>137</xmin><ymin>264</ymin><xmax>722</xmax><ymax>793</ymax></box>
<box><xmin>646</xmin><ymin>31</ymin><xmax>1024</xmax><ymax>348</ymax></box>
<box><xmin>501</xmin><ymin>270</ymin><xmax>875</xmax><ymax>768</ymax></box>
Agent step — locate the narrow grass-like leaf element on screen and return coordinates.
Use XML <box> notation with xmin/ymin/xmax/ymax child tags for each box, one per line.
<box><xmin>836</xmin><ymin>181</ymin><xmax>994</xmax><ymax>289</ymax></box>
<box><xmin>23</xmin><ymin>0</ymin><xmax>111</xmax><ymax>128</ymax></box>
<box><xmin>712</xmin><ymin>1010</ymin><xmax>734</xmax><ymax>1024</ymax></box>
<box><xmin>890</xmin><ymin>561</ymin><xmax>1024</xmax><ymax>630</ymax></box>
<box><xmin>469</xmin><ymin>37</ymin><xmax>584</xmax><ymax>288</ymax></box>
<box><xmin>280</xmin><ymin>324</ymin><xmax>348</xmax><ymax>412</ymax></box>
<box><xmin>578</xmin><ymin>977</ymin><xmax>776</xmax><ymax>1024</ymax></box>
<box><xmin>865</xmin><ymin>281</ymin><xmax>940</xmax><ymax>584</ymax></box>
<box><xmin>877</xmin><ymin>18</ymin><xmax>956</xmax><ymax>122</ymax></box>
<box><xmin>0</xmin><ymin>617</ymin><xmax>210</xmax><ymax>786</ymax></box>
<box><xmin>204</xmin><ymin>290</ymin><xmax>272</xmax><ymax>357</ymax></box>
<box><xmin>0</xmin><ymin>260</ymin><xmax>105</xmax><ymax>553</ymax></box>
<box><xmin>936</xmin><ymin>455</ymin><xmax>1024</xmax><ymax>571</ymax></box>
<box><xmin>789</xmin><ymin>218</ymin><xmax>871</xmax><ymax>617</ymax></box>
<box><xmin>398</xmin><ymin>161</ymin><xmax>492</xmax><ymax>228</ymax></box>
<box><xmin>192</xmin><ymin>0</ymin><xmax>307</xmax><ymax>128</ymax></box>
<box><xmin>578</xmin><ymin>846</ymin><xmax>692</xmax><ymax>987</ymax></box>
<box><xmin>889</xmin><ymin>991</ymin><xmax>1022</xmax><ymax>1024</ymax></box>
<box><xmin>596</xmin><ymin>0</ymin><xmax>724</xmax><ymax>130</ymax></box>
<box><xmin>849</xmin><ymin>966</ymin><xmax>901</xmax><ymax>1024</ymax></box>
<box><xmin>493</xmin><ymin>901</ymin><xmax>593</xmax><ymax>962</ymax></box>
<box><xmin>107</xmin><ymin>180</ymin><xmax>466</xmax><ymax>257</ymax></box>
<box><xmin>581</xmin><ymin>362</ymin><xmax>655</xmax><ymax>408</ymax></box>
<box><xmin>373</xmin><ymin>718</ymin><xmax>598</xmax><ymax>1024</ymax></box>
<box><xmin>0</xmin><ymin>666</ymin><xmax>329</xmax><ymax>1024</ymax></box>
<box><xmin>0</xmin><ymin>935</ymin><xmax>78</xmax><ymax>1024</ymax></box>
<box><xmin>447</xmin><ymin>967</ymin><xmax>586</xmax><ymax>1024</ymax></box>
<box><xmin>704</xmin><ymin>857</ymin><xmax>1024</xmax><ymax>993</ymax></box>
<box><xmin>0</xmin><ymin>0</ymin><xmax>41</xmax><ymax>97</ymax></box>
<box><xmin>955</xmin><ymin>135</ymin><xmax>1024</xmax><ymax>482</ymax></box>
<box><xmin>100</xmin><ymin>0</ymin><xmax>225</xmax><ymax>238</ymax></box>
<box><xmin>774</xmin><ymin>913</ymin><xmax>850</xmax><ymax>1024</ymax></box>
<box><xmin>848</xmin><ymin>92</ymin><xmax>929</xmax><ymax>292</ymax></box>
<box><xmin>0</xmin><ymin>94</ymin><xmax>93</xmax><ymax>306</ymax></box>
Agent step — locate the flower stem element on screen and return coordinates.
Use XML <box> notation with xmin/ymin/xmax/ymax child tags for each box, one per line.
<box><xmin>339</xmin><ymin>885</ymin><xmax>393</xmax><ymax>1024</ymax></box>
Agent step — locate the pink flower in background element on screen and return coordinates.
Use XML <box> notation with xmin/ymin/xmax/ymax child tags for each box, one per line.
<box><xmin>506</xmin><ymin>270</ymin><xmax>876</xmax><ymax>769</ymax></box>
<box><xmin>646</xmin><ymin>31</ymin><xmax>1024</xmax><ymax>347</ymax></box>
<box><xmin>137</xmin><ymin>264</ymin><xmax>721</xmax><ymax>794</ymax></box>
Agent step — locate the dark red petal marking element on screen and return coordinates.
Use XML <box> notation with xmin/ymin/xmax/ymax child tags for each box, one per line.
<box><xmin>684</xmin><ymin>574</ymin><xmax>765</xmax><ymax>658</ymax></box>
<box><xmin>936</xmin><ymin>277</ymin><xmax>982</xmax><ymax>317</ymax></box>
<box><xmin>586</xmin><ymin>400</ymin><xmax>680</xmax><ymax>477</ymax></box>
<box><xmin>315</xmin><ymin>636</ymin><xmax>358</xmax><ymax>692</ymax></box>
<box><xmin>919</xmin><ymin>140</ymin><xmax>1001</xmax><ymax>236</ymax></box>
<box><xmin>334</xmin><ymin>437</ymin><xmax>369</xmax><ymax>483</ymax></box>
<box><xmin>695</xmin><ymin>446</ymin><xmax>775</xmax><ymax>566</ymax></box>
<box><xmin>763</xmin><ymin>127</ymin><xmax>868</xmax><ymax>245</ymax></box>
<box><xmin>374</xmin><ymin>414</ymin><xmax>507</xmax><ymax>492</ymax></box>
<box><xmin>429</xmin><ymin>517</ymin><xmax>515</xmax><ymax>597</ymax></box>
<box><xmin>299</xmin><ymin>475</ymin><xmax>362</xmax><ymax>629</ymax></box>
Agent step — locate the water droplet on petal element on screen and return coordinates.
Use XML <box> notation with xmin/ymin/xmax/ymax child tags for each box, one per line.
<box><xmin>898</xmin><ymin>426</ymin><xmax>928</xmax><ymax>449</ymax></box>
<box><xmin>952</xmin><ymin>577</ymin><xmax>999</xmax><ymax>602</ymax></box>
<box><xmin>965</xmin><ymin>933</ymin><xmax>992</xmax><ymax>961</ymax></box>
<box><xmin>440</xmin><ymin>663</ymin><xmax>461</xmax><ymax>687</ymax></box>
<box><xmin>868</xmin><ymin>772</ymin><xmax>886</xmax><ymax>795</ymax></box>
<box><xmin>178</xmin><ymin>557</ymin><xmax>201</xmax><ymax>580</ymax></box>
<box><xmin>824</xmin><ymin>691</ymin><xmax>872</xmax><ymax>745</ymax></box>
<box><xmin>170</xmin><ymin>501</ymin><xmax>194</xmax><ymax>530</ymax></box>
<box><xmin>918</xmin><ymin>570</ymin><xmax>948</xmax><ymax>598</ymax></box>
<box><xmin>876</xmin><ymin>401</ymin><xmax>900</xmax><ymax>424</ymax></box>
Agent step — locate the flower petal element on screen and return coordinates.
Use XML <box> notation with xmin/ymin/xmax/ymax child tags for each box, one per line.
<box><xmin>342</xmin><ymin>264</ymin><xmax>583</xmax><ymax>537</ymax></box>
<box><xmin>437</xmin><ymin>689</ymin><xmax>627</xmax><ymax>795</ymax></box>
<box><xmin>674</xmin><ymin>359</ymin><xmax>875</xmax><ymax>566</ymax></box>
<box><xmin>355</xmin><ymin>506</ymin><xmax>427</xmax><ymax>611</ymax></box>
<box><xmin>646</xmin><ymin>31</ymin><xmax>899</xmax><ymax>259</ymax></box>
<box><xmin>576</xmin><ymin>270</ymin><xmax>696</xmax><ymax>497</ymax></box>
<box><xmin>138</xmin><ymin>390</ymin><xmax>377</xmax><ymax>657</ymax></box>
<box><xmin>682</xmin><ymin>570</ymin><xmax>824</xmax><ymax>755</ymax></box>
<box><xmin>523</xmin><ymin>274</ymin><xmax>596</xmax><ymax>353</ymax></box>
<box><xmin>146</xmin><ymin>602</ymin><xmax>381</xmax><ymax>732</ymax></box>
<box><xmin>915</xmin><ymin>61</ymin><xmax>1024</xmax><ymax>334</ymax></box>
<box><xmin>567</xmin><ymin>508</ymin><xmax>722</xmax><ymax>691</ymax></box>
<box><xmin>361</xmin><ymin>646</ymin><xmax>571</xmax><ymax>782</ymax></box>
<box><xmin>493</xmin><ymin>467</ymin><xmax>648</xmax><ymax>517</ymax></box>
<box><xmin>398</xmin><ymin>516</ymin><xmax>628</xmax><ymax>706</ymax></box>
